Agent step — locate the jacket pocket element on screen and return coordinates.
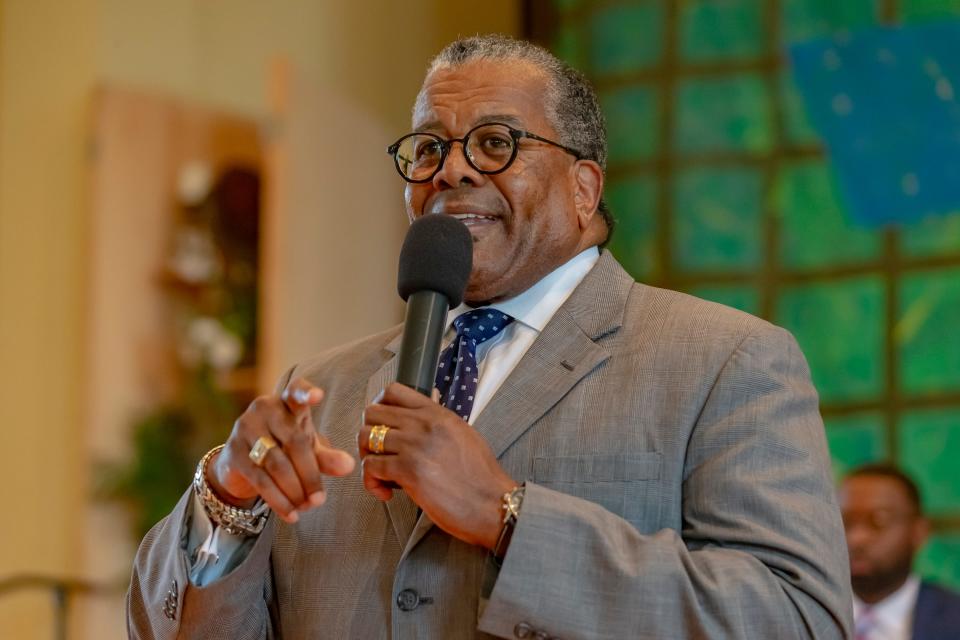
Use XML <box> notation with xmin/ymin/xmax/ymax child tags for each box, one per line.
<box><xmin>532</xmin><ymin>452</ymin><xmax>662</xmax><ymax>532</ymax></box>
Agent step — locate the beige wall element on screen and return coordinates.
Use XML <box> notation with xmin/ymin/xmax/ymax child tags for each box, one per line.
<box><xmin>95</xmin><ymin>1</ymin><xmax>519</xmax><ymax>135</ymax></box>
<box><xmin>0</xmin><ymin>1</ymin><xmax>96</xmax><ymax>638</ymax></box>
<box><xmin>0</xmin><ymin>1</ymin><xmax>517</xmax><ymax>638</ymax></box>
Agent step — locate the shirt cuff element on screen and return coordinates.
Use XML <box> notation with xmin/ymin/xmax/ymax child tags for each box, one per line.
<box><xmin>187</xmin><ymin>491</ymin><xmax>268</xmax><ymax>587</ymax></box>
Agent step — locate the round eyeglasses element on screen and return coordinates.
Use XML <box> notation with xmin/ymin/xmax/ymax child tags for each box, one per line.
<box><xmin>386</xmin><ymin>122</ymin><xmax>584</xmax><ymax>184</ymax></box>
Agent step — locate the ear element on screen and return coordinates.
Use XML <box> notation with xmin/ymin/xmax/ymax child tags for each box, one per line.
<box><xmin>571</xmin><ymin>159</ymin><xmax>604</xmax><ymax>231</ymax></box>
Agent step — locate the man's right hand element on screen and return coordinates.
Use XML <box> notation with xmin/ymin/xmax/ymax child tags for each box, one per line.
<box><xmin>206</xmin><ymin>377</ymin><xmax>356</xmax><ymax>524</ymax></box>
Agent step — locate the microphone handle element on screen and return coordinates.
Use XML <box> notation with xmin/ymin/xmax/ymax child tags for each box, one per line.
<box><xmin>396</xmin><ymin>290</ymin><xmax>449</xmax><ymax>396</ymax></box>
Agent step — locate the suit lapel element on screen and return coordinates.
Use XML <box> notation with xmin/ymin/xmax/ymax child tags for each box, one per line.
<box><xmin>471</xmin><ymin>306</ymin><xmax>610</xmax><ymax>458</ymax></box>
<box><xmin>476</xmin><ymin>251</ymin><xmax>632</xmax><ymax>456</ymax></box>
<box><xmin>364</xmin><ymin>334</ymin><xmax>422</xmax><ymax>550</ymax></box>
<box><xmin>398</xmin><ymin>251</ymin><xmax>634</xmax><ymax>560</ymax></box>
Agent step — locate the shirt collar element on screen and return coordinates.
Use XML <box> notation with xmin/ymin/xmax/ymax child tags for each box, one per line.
<box><xmin>446</xmin><ymin>247</ymin><xmax>600</xmax><ymax>333</ymax></box>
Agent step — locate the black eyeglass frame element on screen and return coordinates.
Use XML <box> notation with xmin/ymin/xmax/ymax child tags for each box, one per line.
<box><xmin>386</xmin><ymin>122</ymin><xmax>585</xmax><ymax>184</ymax></box>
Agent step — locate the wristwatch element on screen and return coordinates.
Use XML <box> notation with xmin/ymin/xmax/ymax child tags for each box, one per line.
<box><xmin>193</xmin><ymin>444</ymin><xmax>270</xmax><ymax>536</ymax></box>
<box><xmin>492</xmin><ymin>484</ymin><xmax>525</xmax><ymax>567</ymax></box>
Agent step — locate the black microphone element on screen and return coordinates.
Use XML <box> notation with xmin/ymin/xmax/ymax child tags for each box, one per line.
<box><xmin>396</xmin><ymin>215</ymin><xmax>473</xmax><ymax>395</ymax></box>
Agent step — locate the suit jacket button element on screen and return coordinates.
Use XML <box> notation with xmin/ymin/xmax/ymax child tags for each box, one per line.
<box><xmin>532</xmin><ymin>632</ymin><xmax>550</xmax><ymax>640</ymax></box>
<box><xmin>396</xmin><ymin>588</ymin><xmax>420</xmax><ymax>612</ymax></box>
<box><xmin>514</xmin><ymin>622</ymin><xmax>532</xmax><ymax>638</ymax></box>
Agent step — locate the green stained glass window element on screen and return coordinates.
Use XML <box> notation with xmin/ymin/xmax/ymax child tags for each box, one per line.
<box><xmin>605</xmin><ymin>176</ymin><xmax>658</xmax><ymax>281</ymax></box>
<box><xmin>898</xmin><ymin>268</ymin><xmax>960</xmax><ymax>394</ymax></box>
<box><xmin>902</xmin><ymin>0</ymin><xmax>960</xmax><ymax>20</ymax></box>
<box><xmin>679</xmin><ymin>0</ymin><xmax>763</xmax><ymax>62</ymax></box>
<box><xmin>901</xmin><ymin>210</ymin><xmax>960</xmax><ymax>258</ymax></box>
<box><xmin>601</xmin><ymin>85</ymin><xmax>659</xmax><ymax>163</ymax></box>
<box><xmin>590</xmin><ymin>3</ymin><xmax>664</xmax><ymax>75</ymax></box>
<box><xmin>915</xmin><ymin>533</ymin><xmax>960</xmax><ymax>591</ymax></box>
<box><xmin>676</xmin><ymin>74</ymin><xmax>774</xmax><ymax>153</ymax></box>
<box><xmin>780</xmin><ymin>70</ymin><xmax>821</xmax><ymax>146</ymax></box>
<box><xmin>551</xmin><ymin>23</ymin><xmax>583</xmax><ymax>69</ymax></box>
<box><xmin>539</xmin><ymin>0</ymin><xmax>960</xmax><ymax>554</ymax></box>
<box><xmin>687</xmin><ymin>284</ymin><xmax>759</xmax><ymax>316</ymax></box>
<box><xmin>777</xmin><ymin>277</ymin><xmax>885</xmax><ymax>403</ymax></box>
<box><xmin>553</xmin><ymin>0</ymin><xmax>582</xmax><ymax>12</ymax></box>
<box><xmin>781</xmin><ymin>0</ymin><xmax>879</xmax><ymax>44</ymax></box>
<box><xmin>824</xmin><ymin>413</ymin><xmax>887</xmax><ymax>478</ymax></box>
<box><xmin>674</xmin><ymin>168</ymin><xmax>762</xmax><ymax>270</ymax></box>
<box><xmin>775</xmin><ymin>160</ymin><xmax>881</xmax><ymax>269</ymax></box>
<box><xmin>899</xmin><ymin>408</ymin><xmax>960</xmax><ymax>515</ymax></box>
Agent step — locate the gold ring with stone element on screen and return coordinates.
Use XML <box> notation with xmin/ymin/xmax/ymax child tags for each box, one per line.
<box><xmin>249</xmin><ymin>435</ymin><xmax>278</xmax><ymax>467</ymax></box>
<box><xmin>368</xmin><ymin>425</ymin><xmax>390</xmax><ymax>454</ymax></box>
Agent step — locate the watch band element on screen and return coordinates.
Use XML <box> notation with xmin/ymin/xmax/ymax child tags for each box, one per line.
<box><xmin>193</xmin><ymin>444</ymin><xmax>270</xmax><ymax>536</ymax></box>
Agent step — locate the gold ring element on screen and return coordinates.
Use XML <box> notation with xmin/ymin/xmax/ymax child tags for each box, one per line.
<box><xmin>368</xmin><ymin>425</ymin><xmax>390</xmax><ymax>454</ymax></box>
<box><xmin>249</xmin><ymin>435</ymin><xmax>278</xmax><ymax>467</ymax></box>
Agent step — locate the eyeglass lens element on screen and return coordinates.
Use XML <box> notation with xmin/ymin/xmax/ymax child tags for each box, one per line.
<box><xmin>394</xmin><ymin>124</ymin><xmax>516</xmax><ymax>181</ymax></box>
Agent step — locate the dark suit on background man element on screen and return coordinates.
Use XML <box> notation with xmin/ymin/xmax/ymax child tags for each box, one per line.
<box><xmin>913</xmin><ymin>582</ymin><xmax>960</xmax><ymax>640</ymax></box>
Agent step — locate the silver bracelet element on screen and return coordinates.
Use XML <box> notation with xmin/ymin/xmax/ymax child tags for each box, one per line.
<box><xmin>193</xmin><ymin>444</ymin><xmax>270</xmax><ymax>536</ymax></box>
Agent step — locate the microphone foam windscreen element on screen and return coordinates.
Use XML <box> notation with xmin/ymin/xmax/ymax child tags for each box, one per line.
<box><xmin>397</xmin><ymin>214</ymin><xmax>473</xmax><ymax>306</ymax></box>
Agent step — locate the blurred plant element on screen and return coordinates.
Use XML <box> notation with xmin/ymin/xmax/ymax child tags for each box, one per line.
<box><xmin>98</xmin><ymin>406</ymin><xmax>195</xmax><ymax>539</ymax></box>
<box><xmin>98</xmin><ymin>366</ymin><xmax>240</xmax><ymax>538</ymax></box>
<box><xmin>98</xmin><ymin>161</ymin><xmax>261</xmax><ymax>540</ymax></box>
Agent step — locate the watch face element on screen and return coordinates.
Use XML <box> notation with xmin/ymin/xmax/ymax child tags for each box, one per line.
<box><xmin>506</xmin><ymin>487</ymin><xmax>525</xmax><ymax>516</ymax></box>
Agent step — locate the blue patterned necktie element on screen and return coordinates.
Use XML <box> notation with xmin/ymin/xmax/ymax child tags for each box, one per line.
<box><xmin>434</xmin><ymin>308</ymin><xmax>515</xmax><ymax>421</ymax></box>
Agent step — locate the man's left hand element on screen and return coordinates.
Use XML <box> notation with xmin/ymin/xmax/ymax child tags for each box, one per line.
<box><xmin>358</xmin><ymin>382</ymin><xmax>516</xmax><ymax>550</ymax></box>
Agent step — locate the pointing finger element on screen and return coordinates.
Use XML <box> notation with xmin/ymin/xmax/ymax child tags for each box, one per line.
<box><xmin>280</xmin><ymin>377</ymin><xmax>325</xmax><ymax>415</ymax></box>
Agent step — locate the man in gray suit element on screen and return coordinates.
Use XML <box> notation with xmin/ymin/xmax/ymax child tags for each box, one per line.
<box><xmin>128</xmin><ymin>35</ymin><xmax>853</xmax><ymax>639</ymax></box>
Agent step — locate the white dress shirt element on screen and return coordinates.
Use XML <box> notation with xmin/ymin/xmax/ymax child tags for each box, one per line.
<box><xmin>853</xmin><ymin>575</ymin><xmax>920</xmax><ymax>640</ymax></box>
<box><xmin>447</xmin><ymin>246</ymin><xmax>600</xmax><ymax>424</ymax></box>
<box><xmin>187</xmin><ymin>247</ymin><xmax>600</xmax><ymax>585</ymax></box>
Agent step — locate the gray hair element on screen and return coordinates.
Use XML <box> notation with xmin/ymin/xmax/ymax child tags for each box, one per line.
<box><xmin>422</xmin><ymin>34</ymin><xmax>613</xmax><ymax>238</ymax></box>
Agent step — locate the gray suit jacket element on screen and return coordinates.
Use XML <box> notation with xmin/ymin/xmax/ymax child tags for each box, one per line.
<box><xmin>127</xmin><ymin>251</ymin><xmax>853</xmax><ymax>639</ymax></box>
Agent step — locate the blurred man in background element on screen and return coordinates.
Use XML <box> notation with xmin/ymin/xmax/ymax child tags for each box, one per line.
<box><xmin>841</xmin><ymin>464</ymin><xmax>960</xmax><ymax>640</ymax></box>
